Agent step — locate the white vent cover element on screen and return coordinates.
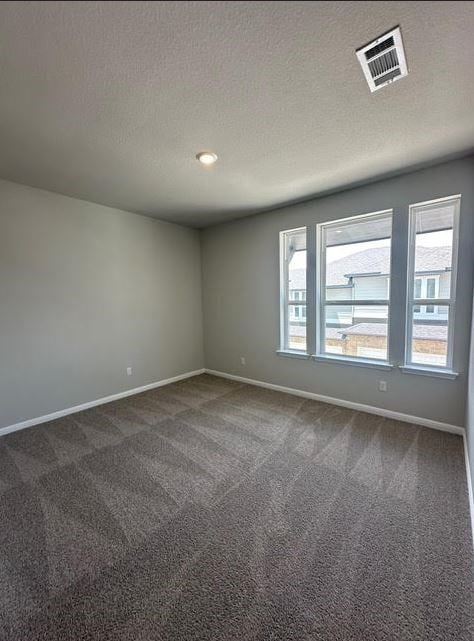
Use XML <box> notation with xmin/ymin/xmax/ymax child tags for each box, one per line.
<box><xmin>356</xmin><ymin>27</ymin><xmax>408</xmax><ymax>92</ymax></box>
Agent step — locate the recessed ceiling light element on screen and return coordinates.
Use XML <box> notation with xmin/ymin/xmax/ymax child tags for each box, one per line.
<box><xmin>196</xmin><ymin>151</ymin><xmax>218</xmax><ymax>166</ymax></box>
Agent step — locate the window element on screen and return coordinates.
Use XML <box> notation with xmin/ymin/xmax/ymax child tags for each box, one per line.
<box><xmin>317</xmin><ymin>210</ymin><xmax>392</xmax><ymax>363</ymax></box>
<box><xmin>405</xmin><ymin>196</ymin><xmax>460</xmax><ymax>371</ymax></box>
<box><xmin>278</xmin><ymin>194</ymin><xmax>461</xmax><ymax>377</ymax></box>
<box><xmin>426</xmin><ymin>278</ymin><xmax>436</xmax><ymax>299</ymax></box>
<box><xmin>280</xmin><ymin>228</ymin><xmax>307</xmax><ymax>352</ymax></box>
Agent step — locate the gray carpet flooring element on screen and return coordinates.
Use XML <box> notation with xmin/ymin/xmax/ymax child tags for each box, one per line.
<box><xmin>0</xmin><ymin>373</ymin><xmax>473</xmax><ymax>640</ymax></box>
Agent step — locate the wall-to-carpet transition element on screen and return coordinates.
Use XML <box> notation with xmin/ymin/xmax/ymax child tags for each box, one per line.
<box><xmin>0</xmin><ymin>374</ymin><xmax>472</xmax><ymax>640</ymax></box>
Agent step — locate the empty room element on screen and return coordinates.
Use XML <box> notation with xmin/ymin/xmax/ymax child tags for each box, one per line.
<box><xmin>1</xmin><ymin>1</ymin><xmax>474</xmax><ymax>639</ymax></box>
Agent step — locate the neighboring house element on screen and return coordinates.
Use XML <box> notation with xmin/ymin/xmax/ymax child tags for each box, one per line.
<box><xmin>324</xmin><ymin>246</ymin><xmax>451</xmax><ymax>324</ymax></box>
<box><xmin>289</xmin><ymin>246</ymin><xmax>451</xmax><ymax>360</ymax></box>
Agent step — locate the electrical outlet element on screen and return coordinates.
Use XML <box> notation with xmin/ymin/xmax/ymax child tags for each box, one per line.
<box><xmin>240</xmin><ymin>357</ymin><xmax>246</xmax><ymax>366</ymax></box>
<box><xmin>378</xmin><ymin>380</ymin><xmax>387</xmax><ymax>392</ymax></box>
<box><xmin>127</xmin><ymin>367</ymin><xmax>133</xmax><ymax>376</ymax></box>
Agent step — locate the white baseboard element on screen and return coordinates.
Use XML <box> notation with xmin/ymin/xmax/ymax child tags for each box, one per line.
<box><xmin>463</xmin><ymin>434</ymin><xmax>474</xmax><ymax>549</ymax></box>
<box><xmin>0</xmin><ymin>368</ymin><xmax>206</xmax><ymax>438</ymax></box>
<box><xmin>205</xmin><ymin>368</ymin><xmax>465</xmax><ymax>435</ymax></box>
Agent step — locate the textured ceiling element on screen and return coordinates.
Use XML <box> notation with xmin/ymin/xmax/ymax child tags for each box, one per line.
<box><xmin>0</xmin><ymin>1</ymin><xmax>473</xmax><ymax>227</ymax></box>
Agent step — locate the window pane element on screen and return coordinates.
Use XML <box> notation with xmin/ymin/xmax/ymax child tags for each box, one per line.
<box><xmin>288</xmin><ymin>322</ymin><xmax>307</xmax><ymax>351</ymax></box>
<box><xmin>280</xmin><ymin>228</ymin><xmax>306</xmax><ymax>351</ymax></box>
<box><xmin>323</xmin><ymin>306</ymin><xmax>388</xmax><ymax>361</ymax></box>
<box><xmin>318</xmin><ymin>210</ymin><xmax>392</xmax><ymax>363</ymax></box>
<box><xmin>324</xmin><ymin>213</ymin><xmax>391</xmax><ymax>302</ymax></box>
<box><xmin>406</xmin><ymin>196</ymin><xmax>459</xmax><ymax>371</ymax></box>
<box><xmin>412</xmin><ymin>200</ymin><xmax>456</xmax><ymax>299</ymax></box>
<box><xmin>410</xmin><ymin>307</ymin><xmax>449</xmax><ymax>367</ymax></box>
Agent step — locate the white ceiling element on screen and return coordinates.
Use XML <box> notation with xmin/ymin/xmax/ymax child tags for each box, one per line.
<box><xmin>0</xmin><ymin>1</ymin><xmax>473</xmax><ymax>227</ymax></box>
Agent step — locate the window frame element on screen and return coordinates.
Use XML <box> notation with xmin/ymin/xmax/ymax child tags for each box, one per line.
<box><xmin>279</xmin><ymin>226</ymin><xmax>308</xmax><ymax>354</ymax></box>
<box><xmin>404</xmin><ymin>194</ymin><xmax>461</xmax><ymax>373</ymax></box>
<box><xmin>316</xmin><ymin>209</ymin><xmax>393</xmax><ymax>365</ymax></box>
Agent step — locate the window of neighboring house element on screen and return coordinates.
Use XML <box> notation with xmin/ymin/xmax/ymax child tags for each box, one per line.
<box><xmin>317</xmin><ymin>210</ymin><xmax>392</xmax><ymax>363</ymax></box>
<box><xmin>413</xmin><ymin>278</ymin><xmax>422</xmax><ymax>312</ymax></box>
<box><xmin>426</xmin><ymin>278</ymin><xmax>437</xmax><ymax>314</ymax></box>
<box><xmin>405</xmin><ymin>195</ymin><xmax>460</xmax><ymax>371</ymax></box>
<box><xmin>426</xmin><ymin>278</ymin><xmax>436</xmax><ymax>298</ymax></box>
<box><xmin>413</xmin><ymin>276</ymin><xmax>439</xmax><ymax>315</ymax></box>
<box><xmin>280</xmin><ymin>228</ymin><xmax>307</xmax><ymax>352</ymax></box>
<box><xmin>288</xmin><ymin>290</ymin><xmax>307</xmax><ymax>321</ymax></box>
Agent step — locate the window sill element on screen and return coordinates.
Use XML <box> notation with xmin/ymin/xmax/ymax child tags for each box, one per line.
<box><xmin>399</xmin><ymin>366</ymin><xmax>458</xmax><ymax>380</ymax></box>
<box><xmin>276</xmin><ymin>350</ymin><xmax>311</xmax><ymax>360</ymax></box>
<box><xmin>312</xmin><ymin>354</ymin><xmax>394</xmax><ymax>371</ymax></box>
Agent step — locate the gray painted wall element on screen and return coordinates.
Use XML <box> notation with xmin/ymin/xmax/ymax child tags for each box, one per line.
<box><xmin>0</xmin><ymin>179</ymin><xmax>204</xmax><ymax>429</ymax></box>
<box><xmin>201</xmin><ymin>157</ymin><xmax>474</xmax><ymax>427</ymax></box>
<box><xmin>467</xmin><ymin>292</ymin><xmax>474</xmax><ymax>493</ymax></box>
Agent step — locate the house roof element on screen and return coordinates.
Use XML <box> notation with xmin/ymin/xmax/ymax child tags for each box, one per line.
<box><xmin>326</xmin><ymin>247</ymin><xmax>390</xmax><ymax>285</ymax></box>
<box><xmin>290</xmin><ymin>326</ymin><xmax>307</xmax><ymax>338</ymax></box>
<box><xmin>327</xmin><ymin>246</ymin><xmax>451</xmax><ymax>286</ymax></box>
<box><xmin>289</xmin><ymin>246</ymin><xmax>452</xmax><ymax>289</ymax></box>
<box><xmin>338</xmin><ymin>323</ymin><xmax>447</xmax><ymax>341</ymax></box>
<box><xmin>325</xmin><ymin>327</ymin><xmax>341</xmax><ymax>340</ymax></box>
<box><xmin>290</xmin><ymin>322</ymin><xmax>447</xmax><ymax>341</ymax></box>
<box><xmin>289</xmin><ymin>269</ymin><xmax>306</xmax><ymax>290</ymax></box>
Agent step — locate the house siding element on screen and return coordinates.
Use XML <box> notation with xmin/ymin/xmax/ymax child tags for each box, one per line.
<box><xmin>326</xmin><ymin>286</ymin><xmax>353</xmax><ymax>324</ymax></box>
<box><xmin>353</xmin><ymin>275</ymin><xmax>389</xmax><ymax>300</ymax></box>
<box><xmin>438</xmin><ymin>271</ymin><xmax>451</xmax><ymax>298</ymax></box>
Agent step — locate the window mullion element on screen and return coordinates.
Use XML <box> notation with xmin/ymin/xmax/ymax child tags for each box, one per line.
<box><xmin>315</xmin><ymin>223</ymin><xmax>324</xmax><ymax>356</ymax></box>
<box><xmin>409</xmin><ymin>298</ymin><xmax>452</xmax><ymax>306</ymax></box>
<box><xmin>306</xmin><ymin>224</ymin><xmax>317</xmax><ymax>356</ymax></box>
<box><xmin>323</xmin><ymin>299</ymin><xmax>389</xmax><ymax>306</ymax></box>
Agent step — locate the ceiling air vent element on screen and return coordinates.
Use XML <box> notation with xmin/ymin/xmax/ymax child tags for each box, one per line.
<box><xmin>356</xmin><ymin>27</ymin><xmax>408</xmax><ymax>92</ymax></box>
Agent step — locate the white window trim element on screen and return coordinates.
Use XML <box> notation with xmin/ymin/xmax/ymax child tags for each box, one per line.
<box><xmin>276</xmin><ymin>349</ymin><xmax>311</xmax><ymax>360</ymax></box>
<box><xmin>399</xmin><ymin>365</ymin><xmax>458</xmax><ymax>380</ymax></box>
<box><xmin>316</xmin><ymin>210</ymin><xmax>393</xmax><ymax>366</ymax></box>
<box><xmin>404</xmin><ymin>194</ymin><xmax>461</xmax><ymax>373</ymax></box>
<box><xmin>279</xmin><ymin>227</ymin><xmax>307</xmax><ymax>353</ymax></box>
<box><xmin>313</xmin><ymin>353</ymin><xmax>394</xmax><ymax>371</ymax></box>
